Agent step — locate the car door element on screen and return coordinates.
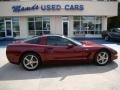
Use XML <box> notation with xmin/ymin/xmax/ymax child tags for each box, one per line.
<box><xmin>44</xmin><ymin>36</ymin><xmax>84</xmax><ymax>62</ymax></box>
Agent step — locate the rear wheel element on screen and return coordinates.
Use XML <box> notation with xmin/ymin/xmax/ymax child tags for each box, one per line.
<box><xmin>21</xmin><ymin>53</ymin><xmax>41</xmax><ymax>71</ymax></box>
<box><xmin>95</xmin><ymin>50</ymin><xmax>110</xmax><ymax>66</ymax></box>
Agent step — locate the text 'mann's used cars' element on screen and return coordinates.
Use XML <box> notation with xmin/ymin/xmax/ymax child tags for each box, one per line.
<box><xmin>6</xmin><ymin>35</ymin><xmax>118</xmax><ymax>70</ymax></box>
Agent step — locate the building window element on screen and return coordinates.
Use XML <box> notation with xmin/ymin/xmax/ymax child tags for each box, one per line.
<box><xmin>73</xmin><ymin>16</ymin><xmax>102</xmax><ymax>36</ymax></box>
<box><xmin>0</xmin><ymin>18</ymin><xmax>5</xmax><ymax>37</ymax></box>
<box><xmin>12</xmin><ymin>17</ymin><xmax>20</xmax><ymax>37</ymax></box>
<box><xmin>28</xmin><ymin>16</ymin><xmax>50</xmax><ymax>36</ymax></box>
<box><xmin>0</xmin><ymin>17</ymin><xmax>20</xmax><ymax>37</ymax></box>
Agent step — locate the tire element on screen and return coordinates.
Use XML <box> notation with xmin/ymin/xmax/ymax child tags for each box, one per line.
<box><xmin>104</xmin><ymin>36</ymin><xmax>110</xmax><ymax>41</ymax></box>
<box><xmin>95</xmin><ymin>50</ymin><xmax>110</xmax><ymax>66</ymax></box>
<box><xmin>21</xmin><ymin>53</ymin><xmax>41</xmax><ymax>71</ymax></box>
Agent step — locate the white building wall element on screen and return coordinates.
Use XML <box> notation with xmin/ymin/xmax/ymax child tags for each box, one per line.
<box><xmin>51</xmin><ymin>16</ymin><xmax>62</xmax><ymax>35</ymax></box>
<box><xmin>51</xmin><ymin>16</ymin><xmax>75</xmax><ymax>37</ymax></box>
<box><xmin>69</xmin><ymin>16</ymin><xmax>74</xmax><ymax>37</ymax></box>
<box><xmin>19</xmin><ymin>17</ymin><xmax>28</xmax><ymax>38</ymax></box>
<box><xmin>102</xmin><ymin>17</ymin><xmax>108</xmax><ymax>31</ymax></box>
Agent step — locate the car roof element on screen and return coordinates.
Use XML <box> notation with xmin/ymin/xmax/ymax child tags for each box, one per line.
<box><xmin>23</xmin><ymin>34</ymin><xmax>66</xmax><ymax>42</ymax></box>
<box><xmin>41</xmin><ymin>34</ymin><xmax>64</xmax><ymax>37</ymax></box>
<box><xmin>36</xmin><ymin>34</ymin><xmax>67</xmax><ymax>39</ymax></box>
<box><xmin>25</xmin><ymin>34</ymin><xmax>66</xmax><ymax>40</ymax></box>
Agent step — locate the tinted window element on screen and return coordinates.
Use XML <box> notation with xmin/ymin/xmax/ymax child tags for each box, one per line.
<box><xmin>116</xmin><ymin>28</ymin><xmax>120</xmax><ymax>33</ymax></box>
<box><xmin>25</xmin><ymin>37</ymin><xmax>41</xmax><ymax>44</ymax></box>
<box><xmin>28</xmin><ymin>17</ymin><xmax>50</xmax><ymax>36</ymax></box>
<box><xmin>47</xmin><ymin>36</ymin><xmax>75</xmax><ymax>46</ymax></box>
<box><xmin>112</xmin><ymin>28</ymin><xmax>120</xmax><ymax>33</ymax></box>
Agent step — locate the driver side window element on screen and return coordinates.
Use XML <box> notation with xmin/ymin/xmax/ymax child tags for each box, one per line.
<box><xmin>47</xmin><ymin>36</ymin><xmax>74</xmax><ymax>46</ymax></box>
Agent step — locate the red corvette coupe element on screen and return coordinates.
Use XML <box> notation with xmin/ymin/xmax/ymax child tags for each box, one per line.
<box><xmin>6</xmin><ymin>35</ymin><xmax>118</xmax><ymax>70</ymax></box>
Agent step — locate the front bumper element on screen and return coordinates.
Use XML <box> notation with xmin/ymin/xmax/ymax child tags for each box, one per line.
<box><xmin>111</xmin><ymin>53</ymin><xmax>118</xmax><ymax>61</ymax></box>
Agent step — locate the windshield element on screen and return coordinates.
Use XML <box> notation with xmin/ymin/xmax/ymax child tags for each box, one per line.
<box><xmin>62</xmin><ymin>36</ymin><xmax>82</xmax><ymax>46</ymax></box>
<box><xmin>116</xmin><ymin>28</ymin><xmax>120</xmax><ymax>33</ymax></box>
<box><xmin>113</xmin><ymin>28</ymin><xmax>120</xmax><ymax>33</ymax></box>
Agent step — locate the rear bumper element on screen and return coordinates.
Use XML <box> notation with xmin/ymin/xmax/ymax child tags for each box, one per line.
<box><xmin>6</xmin><ymin>47</ymin><xmax>21</xmax><ymax>65</ymax></box>
<box><xmin>6</xmin><ymin>52</ymin><xmax>20</xmax><ymax>64</ymax></box>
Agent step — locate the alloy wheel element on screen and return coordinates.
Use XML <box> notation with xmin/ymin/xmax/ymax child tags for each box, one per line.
<box><xmin>23</xmin><ymin>54</ymin><xmax>39</xmax><ymax>70</ymax></box>
<box><xmin>96</xmin><ymin>51</ymin><xmax>109</xmax><ymax>65</ymax></box>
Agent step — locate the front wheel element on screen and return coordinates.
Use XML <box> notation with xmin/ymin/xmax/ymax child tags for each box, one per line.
<box><xmin>95</xmin><ymin>51</ymin><xmax>110</xmax><ymax>66</ymax></box>
<box><xmin>21</xmin><ymin>53</ymin><xmax>41</xmax><ymax>71</ymax></box>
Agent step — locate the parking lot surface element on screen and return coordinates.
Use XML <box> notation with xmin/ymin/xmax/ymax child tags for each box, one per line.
<box><xmin>0</xmin><ymin>39</ymin><xmax>120</xmax><ymax>90</ymax></box>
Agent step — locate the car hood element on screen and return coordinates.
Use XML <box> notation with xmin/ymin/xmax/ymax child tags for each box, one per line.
<box><xmin>81</xmin><ymin>41</ymin><xmax>117</xmax><ymax>54</ymax></box>
<box><xmin>81</xmin><ymin>41</ymin><xmax>104</xmax><ymax>47</ymax></box>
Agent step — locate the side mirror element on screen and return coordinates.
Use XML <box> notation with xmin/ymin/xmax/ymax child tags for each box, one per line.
<box><xmin>67</xmin><ymin>43</ymin><xmax>74</xmax><ymax>48</ymax></box>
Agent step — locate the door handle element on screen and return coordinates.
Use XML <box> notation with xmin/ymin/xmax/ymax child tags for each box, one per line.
<box><xmin>46</xmin><ymin>47</ymin><xmax>53</xmax><ymax>50</ymax></box>
<box><xmin>84</xmin><ymin>49</ymin><xmax>89</xmax><ymax>51</ymax></box>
